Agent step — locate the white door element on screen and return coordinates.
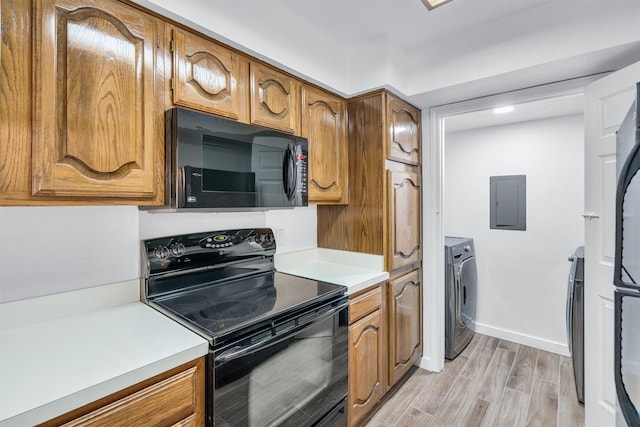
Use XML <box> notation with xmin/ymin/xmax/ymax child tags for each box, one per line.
<box><xmin>584</xmin><ymin>61</ymin><xmax>640</xmax><ymax>427</ymax></box>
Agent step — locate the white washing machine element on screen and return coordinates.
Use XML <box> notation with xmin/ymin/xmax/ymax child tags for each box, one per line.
<box><xmin>445</xmin><ymin>237</ymin><xmax>477</xmax><ymax>360</ymax></box>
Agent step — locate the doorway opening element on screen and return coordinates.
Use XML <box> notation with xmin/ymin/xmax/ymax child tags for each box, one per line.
<box><xmin>420</xmin><ymin>74</ymin><xmax>604</xmax><ymax>373</ymax></box>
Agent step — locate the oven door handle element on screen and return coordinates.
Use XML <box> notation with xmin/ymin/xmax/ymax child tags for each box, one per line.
<box><xmin>215</xmin><ymin>300</ymin><xmax>348</xmax><ymax>364</ymax></box>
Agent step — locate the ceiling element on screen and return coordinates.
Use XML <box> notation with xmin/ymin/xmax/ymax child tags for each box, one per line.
<box><xmin>276</xmin><ymin>0</ymin><xmax>557</xmax><ymax>51</ymax></box>
<box><xmin>444</xmin><ymin>93</ymin><xmax>584</xmax><ymax>133</ymax></box>
<box><xmin>141</xmin><ymin>0</ymin><xmax>640</xmax><ymax>108</ymax></box>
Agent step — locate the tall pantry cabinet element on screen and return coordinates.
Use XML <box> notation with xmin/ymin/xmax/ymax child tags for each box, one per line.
<box><xmin>317</xmin><ymin>90</ymin><xmax>422</xmax><ymax>422</ymax></box>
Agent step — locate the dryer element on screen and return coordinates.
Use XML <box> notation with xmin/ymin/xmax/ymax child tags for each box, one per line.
<box><xmin>445</xmin><ymin>237</ymin><xmax>477</xmax><ymax>359</ymax></box>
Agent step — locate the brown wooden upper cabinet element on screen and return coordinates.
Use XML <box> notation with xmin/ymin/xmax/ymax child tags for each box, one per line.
<box><xmin>387</xmin><ymin>95</ymin><xmax>421</xmax><ymax>166</ymax></box>
<box><xmin>388</xmin><ymin>169</ymin><xmax>421</xmax><ymax>271</ymax></box>
<box><xmin>32</xmin><ymin>0</ymin><xmax>163</xmax><ymax>201</ymax></box>
<box><xmin>169</xmin><ymin>26</ymin><xmax>249</xmax><ymax>122</ymax></box>
<box><xmin>249</xmin><ymin>61</ymin><xmax>300</xmax><ymax>134</ymax></box>
<box><xmin>301</xmin><ymin>85</ymin><xmax>348</xmax><ymax>204</ymax></box>
<box><xmin>388</xmin><ymin>269</ymin><xmax>422</xmax><ymax>387</ymax></box>
<box><xmin>317</xmin><ymin>90</ymin><xmax>422</xmax><ymax>266</ymax></box>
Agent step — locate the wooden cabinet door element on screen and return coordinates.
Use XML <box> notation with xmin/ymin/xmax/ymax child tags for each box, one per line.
<box><xmin>249</xmin><ymin>61</ymin><xmax>300</xmax><ymax>134</ymax></box>
<box><xmin>387</xmin><ymin>170</ymin><xmax>421</xmax><ymax>271</ymax></box>
<box><xmin>33</xmin><ymin>0</ymin><xmax>162</xmax><ymax>200</ymax></box>
<box><xmin>387</xmin><ymin>95</ymin><xmax>420</xmax><ymax>165</ymax></box>
<box><xmin>349</xmin><ymin>310</ymin><xmax>385</xmax><ymax>426</ymax></box>
<box><xmin>388</xmin><ymin>270</ymin><xmax>422</xmax><ymax>387</ymax></box>
<box><xmin>171</xmin><ymin>27</ymin><xmax>248</xmax><ymax>121</ymax></box>
<box><xmin>302</xmin><ymin>85</ymin><xmax>348</xmax><ymax>204</ymax></box>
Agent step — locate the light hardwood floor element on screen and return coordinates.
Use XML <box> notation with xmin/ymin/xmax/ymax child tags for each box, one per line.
<box><xmin>364</xmin><ymin>333</ymin><xmax>585</xmax><ymax>427</ymax></box>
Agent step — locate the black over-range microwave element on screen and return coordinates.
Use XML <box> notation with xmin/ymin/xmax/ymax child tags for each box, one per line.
<box><xmin>164</xmin><ymin>107</ymin><xmax>308</xmax><ymax>210</ymax></box>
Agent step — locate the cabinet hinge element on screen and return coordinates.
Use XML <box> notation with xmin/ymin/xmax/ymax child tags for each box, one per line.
<box><xmin>169</xmin><ymin>39</ymin><xmax>175</xmax><ymax>54</ymax></box>
<box><xmin>170</xmin><ymin>77</ymin><xmax>175</xmax><ymax>91</ymax></box>
<box><xmin>156</xmin><ymin>35</ymin><xmax>160</xmax><ymax>49</ymax></box>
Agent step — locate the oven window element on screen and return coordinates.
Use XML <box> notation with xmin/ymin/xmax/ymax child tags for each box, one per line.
<box><xmin>214</xmin><ymin>309</ymin><xmax>348</xmax><ymax>426</ymax></box>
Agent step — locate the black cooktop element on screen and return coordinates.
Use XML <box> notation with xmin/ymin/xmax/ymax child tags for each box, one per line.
<box><xmin>142</xmin><ymin>228</ymin><xmax>346</xmax><ymax>346</ymax></box>
<box><xmin>151</xmin><ymin>270</ymin><xmax>344</xmax><ymax>341</ymax></box>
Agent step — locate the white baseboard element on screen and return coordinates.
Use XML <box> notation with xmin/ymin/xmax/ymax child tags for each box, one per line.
<box><xmin>416</xmin><ymin>355</ymin><xmax>442</xmax><ymax>373</ymax></box>
<box><xmin>473</xmin><ymin>322</ymin><xmax>571</xmax><ymax>357</ymax></box>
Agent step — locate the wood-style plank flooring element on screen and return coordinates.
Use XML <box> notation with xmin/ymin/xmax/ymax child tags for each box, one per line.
<box><xmin>364</xmin><ymin>333</ymin><xmax>584</xmax><ymax>427</ymax></box>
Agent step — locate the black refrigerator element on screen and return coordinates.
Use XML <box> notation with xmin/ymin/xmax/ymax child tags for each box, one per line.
<box><xmin>614</xmin><ymin>82</ymin><xmax>640</xmax><ymax>426</ymax></box>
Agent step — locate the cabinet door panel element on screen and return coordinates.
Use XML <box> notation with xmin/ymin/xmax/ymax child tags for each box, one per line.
<box><xmin>250</xmin><ymin>62</ymin><xmax>299</xmax><ymax>134</ymax></box>
<box><xmin>33</xmin><ymin>0</ymin><xmax>160</xmax><ymax>198</ymax></box>
<box><xmin>387</xmin><ymin>96</ymin><xmax>420</xmax><ymax>165</ymax></box>
<box><xmin>302</xmin><ymin>86</ymin><xmax>348</xmax><ymax>204</ymax></box>
<box><xmin>388</xmin><ymin>270</ymin><xmax>422</xmax><ymax>387</ymax></box>
<box><xmin>349</xmin><ymin>310</ymin><xmax>385</xmax><ymax>426</ymax></box>
<box><xmin>172</xmin><ymin>27</ymin><xmax>248</xmax><ymax>121</ymax></box>
<box><xmin>388</xmin><ymin>170</ymin><xmax>421</xmax><ymax>271</ymax></box>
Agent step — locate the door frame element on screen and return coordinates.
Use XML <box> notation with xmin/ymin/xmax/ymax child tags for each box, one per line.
<box><xmin>419</xmin><ymin>74</ymin><xmax>606</xmax><ymax>372</ymax></box>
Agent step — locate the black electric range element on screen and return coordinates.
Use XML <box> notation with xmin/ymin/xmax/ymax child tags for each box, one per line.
<box><xmin>141</xmin><ymin>228</ymin><xmax>349</xmax><ymax>427</ymax></box>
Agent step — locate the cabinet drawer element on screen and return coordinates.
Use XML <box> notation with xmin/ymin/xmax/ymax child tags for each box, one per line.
<box><xmin>61</xmin><ymin>366</ymin><xmax>198</xmax><ymax>426</ymax></box>
<box><xmin>349</xmin><ymin>286</ymin><xmax>382</xmax><ymax>324</ymax></box>
<box><xmin>171</xmin><ymin>414</ymin><xmax>197</xmax><ymax>427</ymax></box>
<box><xmin>40</xmin><ymin>358</ymin><xmax>205</xmax><ymax>427</ymax></box>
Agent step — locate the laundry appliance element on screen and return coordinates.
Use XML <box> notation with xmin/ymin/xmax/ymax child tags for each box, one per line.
<box><xmin>445</xmin><ymin>237</ymin><xmax>477</xmax><ymax>359</ymax></box>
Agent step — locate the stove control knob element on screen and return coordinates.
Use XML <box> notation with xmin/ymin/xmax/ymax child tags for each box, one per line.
<box><xmin>154</xmin><ymin>246</ymin><xmax>169</xmax><ymax>259</ymax></box>
<box><xmin>170</xmin><ymin>243</ymin><xmax>186</xmax><ymax>256</ymax></box>
<box><xmin>254</xmin><ymin>234</ymin><xmax>263</xmax><ymax>244</ymax></box>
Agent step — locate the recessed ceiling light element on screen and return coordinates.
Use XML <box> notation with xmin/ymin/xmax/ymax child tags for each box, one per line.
<box><xmin>493</xmin><ymin>106</ymin><xmax>514</xmax><ymax>114</ymax></box>
<box><xmin>421</xmin><ymin>0</ymin><xmax>454</xmax><ymax>10</ymax></box>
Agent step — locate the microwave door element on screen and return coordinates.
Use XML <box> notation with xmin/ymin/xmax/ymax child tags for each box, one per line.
<box><xmin>614</xmin><ymin>139</ymin><xmax>640</xmax><ymax>290</ymax></box>
<box><xmin>282</xmin><ymin>144</ymin><xmax>297</xmax><ymax>202</ymax></box>
<box><xmin>615</xmin><ymin>289</ymin><xmax>640</xmax><ymax>426</ymax></box>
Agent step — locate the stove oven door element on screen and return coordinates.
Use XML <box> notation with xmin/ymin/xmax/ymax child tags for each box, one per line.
<box><xmin>212</xmin><ymin>299</ymin><xmax>349</xmax><ymax>427</ymax></box>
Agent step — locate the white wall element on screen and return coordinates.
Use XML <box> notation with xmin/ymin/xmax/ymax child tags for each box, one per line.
<box><xmin>135</xmin><ymin>0</ymin><xmax>350</xmax><ymax>95</ymax></box>
<box><xmin>444</xmin><ymin>114</ymin><xmax>584</xmax><ymax>354</ymax></box>
<box><xmin>0</xmin><ymin>205</ymin><xmax>317</xmax><ymax>304</ymax></box>
<box><xmin>0</xmin><ymin>206</ymin><xmax>139</xmax><ymax>303</ymax></box>
<box><xmin>138</xmin><ymin>206</ymin><xmax>317</xmax><ymax>252</ymax></box>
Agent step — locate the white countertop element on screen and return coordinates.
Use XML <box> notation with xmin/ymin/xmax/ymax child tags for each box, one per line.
<box><xmin>0</xmin><ymin>282</ymin><xmax>208</xmax><ymax>427</ymax></box>
<box><xmin>0</xmin><ymin>250</ymin><xmax>385</xmax><ymax>425</ymax></box>
<box><xmin>275</xmin><ymin>248</ymin><xmax>389</xmax><ymax>295</ymax></box>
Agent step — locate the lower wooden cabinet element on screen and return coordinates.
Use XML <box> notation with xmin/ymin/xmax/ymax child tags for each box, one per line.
<box><xmin>38</xmin><ymin>357</ymin><xmax>205</xmax><ymax>427</ymax></box>
<box><xmin>347</xmin><ymin>274</ymin><xmax>422</xmax><ymax>425</ymax></box>
<box><xmin>348</xmin><ymin>286</ymin><xmax>385</xmax><ymax>426</ymax></box>
<box><xmin>388</xmin><ymin>270</ymin><xmax>422</xmax><ymax>387</ymax></box>
<box><xmin>349</xmin><ymin>311</ymin><xmax>385</xmax><ymax>426</ymax></box>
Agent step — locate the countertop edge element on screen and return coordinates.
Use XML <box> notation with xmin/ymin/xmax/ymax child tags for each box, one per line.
<box><xmin>344</xmin><ymin>273</ymin><xmax>390</xmax><ymax>295</ymax></box>
<box><xmin>0</xmin><ymin>301</ymin><xmax>209</xmax><ymax>427</ymax></box>
<box><xmin>1</xmin><ymin>343</ymin><xmax>209</xmax><ymax>427</ymax></box>
<box><xmin>276</xmin><ymin>253</ymin><xmax>389</xmax><ymax>295</ymax></box>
